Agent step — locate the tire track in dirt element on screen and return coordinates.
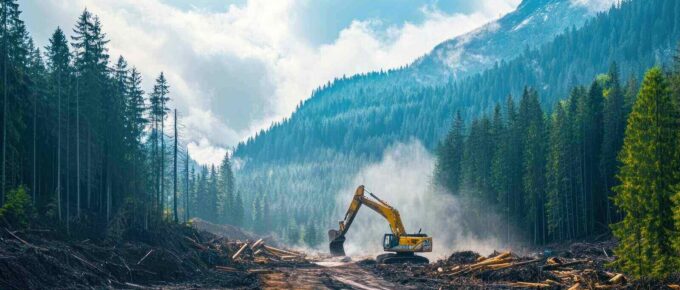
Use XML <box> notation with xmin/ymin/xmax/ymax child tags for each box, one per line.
<box><xmin>260</xmin><ymin>261</ymin><xmax>413</xmax><ymax>290</ymax></box>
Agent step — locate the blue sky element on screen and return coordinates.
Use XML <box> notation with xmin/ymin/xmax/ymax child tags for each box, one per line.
<box><xmin>20</xmin><ymin>0</ymin><xmax>520</xmax><ymax>164</ymax></box>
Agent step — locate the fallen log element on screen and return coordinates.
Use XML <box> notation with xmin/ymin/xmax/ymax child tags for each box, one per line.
<box><xmin>215</xmin><ymin>265</ymin><xmax>238</xmax><ymax>272</ymax></box>
<box><xmin>183</xmin><ymin>236</ymin><xmax>208</xmax><ymax>250</ymax></box>
<box><xmin>124</xmin><ymin>282</ymin><xmax>147</xmax><ymax>289</ymax></box>
<box><xmin>248</xmin><ymin>268</ymin><xmax>274</xmax><ymax>274</ymax></box>
<box><xmin>541</xmin><ymin>259</ymin><xmax>589</xmax><ymax>270</ymax></box>
<box><xmin>567</xmin><ymin>283</ymin><xmax>581</xmax><ymax>290</ymax></box>
<box><xmin>137</xmin><ymin>249</ymin><xmax>154</xmax><ymax>265</ymax></box>
<box><xmin>506</xmin><ymin>281</ymin><xmax>552</xmax><ymax>288</ymax></box>
<box><xmin>5</xmin><ymin>229</ymin><xmax>47</xmax><ymax>251</ymax></box>
<box><xmin>71</xmin><ymin>253</ymin><xmax>104</xmax><ymax>274</ymax></box>
<box><xmin>263</xmin><ymin>245</ymin><xmax>302</xmax><ymax>257</ymax></box>
<box><xmin>232</xmin><ymin>242</ymin><xmax>249</xmax><ymax>260</ymax></box>
<box><xmin>607</xmin><ymin>273</ymin><xmax>626</xmax><ymax>284</ymax></box>
<box><xmin>250</xmin><ymin>238</ymin><xmax>264</xmax><ymax>250</ymax></box>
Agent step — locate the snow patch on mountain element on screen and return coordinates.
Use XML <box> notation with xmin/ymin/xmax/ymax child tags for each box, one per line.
<box><xmin>570</xmin><ymin>0</ymin><xmax>620</xmax><ymax>12</ymax></box>
<box><xmin>513</xmin><ymin>15</ymin><xmax>534</xmax><ymax>31</ymax></box>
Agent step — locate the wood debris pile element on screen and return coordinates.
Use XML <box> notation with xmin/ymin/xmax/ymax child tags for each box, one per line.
<box><xmin>227</xmin><ymin>238</ymin><xmax>307</xmax><ymax>265</ymax></box>
<box><xmin>0</xmin><ymin>225</ymin><xmax>258</xmax><ymax>289</ymax></box>
<box><xmin>360</xmin><ymin>241</ymin><xmax>679</xmax><ymax>289</ymax></box>
<box><xmin>433</xmin><ymin>251</ymin><xmax>628</xmax><ymax>289</ymax></box>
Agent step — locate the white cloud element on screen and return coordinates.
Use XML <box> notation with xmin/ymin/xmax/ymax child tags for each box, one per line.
<box><xmin>188</xmin><ymin>138</ymin><xmax>228</xmax><ymax>166</ymax></box>
<box><xmin>21</xmin><ymin>0</ymin><xmax>520</xmax><ymax>165</ymax></box>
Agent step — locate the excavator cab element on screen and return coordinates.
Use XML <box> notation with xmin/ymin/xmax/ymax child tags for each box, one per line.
<box><xmin>383</xmin><ymin>233</ymin><xmax>398</xmax><ymax>249</ymax></box>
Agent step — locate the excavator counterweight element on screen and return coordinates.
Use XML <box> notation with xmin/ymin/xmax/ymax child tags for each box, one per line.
<box><xmin>328</xmin><ymin>185</ymin><xmax>432</xmax><ymax>264</ymax></box>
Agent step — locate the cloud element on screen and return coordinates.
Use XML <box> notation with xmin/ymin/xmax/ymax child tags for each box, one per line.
<box><xmin>20</xmin><ymin>0</ymin><xmax>520</xmax><ymax>165</ymax></box>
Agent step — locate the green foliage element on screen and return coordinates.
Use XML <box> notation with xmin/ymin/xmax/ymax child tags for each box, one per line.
<box><xmin>546</xmin><ymin>103</ymin><xmax>570</xmax><ymax>240</ymax></box>
<box><xmin>0</xmin><ymin>186</ymin><xmax>34</xmax><ymax>228</ymax></box>
<box><xmin>434</xmin><ymin>68</ymin><xmax>645</xmax><ymax>246</ymax></box>
<box><xmin>435</xmin><ymin>111</ymin><xmax>464</xmax><ymax>194</ymax></box>
<box><xmin>611</xmin><ymin>67</ymin><xmax>679</xmax><ymax>279</ymax></box>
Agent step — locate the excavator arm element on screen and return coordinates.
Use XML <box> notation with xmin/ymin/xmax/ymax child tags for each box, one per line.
<box><xmin>328</xmin><ymin>185</ymin><xmax>407</xmax><ymax>256</ymax></box>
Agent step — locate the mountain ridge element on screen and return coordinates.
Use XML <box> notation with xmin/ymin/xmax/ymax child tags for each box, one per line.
<box><xmin>406</xmin><ymin>0</ymin><xmax>614</xmax><ymax>85</ymax></box>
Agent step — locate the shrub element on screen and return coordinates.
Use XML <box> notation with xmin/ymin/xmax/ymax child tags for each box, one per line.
<box><xmin>0</xmin><ymin>186</ymin><xmax>35</xmax><ymax>228</ymax></box>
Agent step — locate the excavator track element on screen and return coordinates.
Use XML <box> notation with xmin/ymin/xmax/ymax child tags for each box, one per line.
<box><xmin>376</xmin><ymin>253</ymin><xmax>429</xmax><ymax>264</ymax></box>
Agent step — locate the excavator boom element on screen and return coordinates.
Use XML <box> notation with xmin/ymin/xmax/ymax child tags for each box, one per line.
<box><xmin>329</xmin><ymin>185</ymin><xmax>432</xmax><ymax>263</ymax></box>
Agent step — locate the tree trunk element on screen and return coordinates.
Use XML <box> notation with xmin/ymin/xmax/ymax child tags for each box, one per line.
<box><xmin>66</xmin><ymin>84</ymin><xmax>70</xmax><ymax>235</ymax></box>
<box><xmin>185</xmin><ymin>148</ymin><xmax>189</xmax><ymax>222</ymax></box>
<box><xmin>33</xmin><ymin>83</ymin><xmax>37</xmax><ymax>204</ymax></box>
<box><xmin>173</xmin><ymin>109</ymin><xmax>178</xmax><ymax>223</ymax></box>
<box><xmin>87</xmin><ymin>129</ymin><xmax>91</xmax><ymax>209</ymax></box>
<box><xmin>2</xmin><ymin>5</ymin><xmax>8</xmax><ymax>205</ymax></box>
<box><xmin>57</xmin><ymin>72</ymin><xmax>62</xmax><ymax>221</ymax></box>
<box><xmin>76</xmin><ymin>75</ymin><xmax>80</xmax><ymax>218</ymax></box>
<box><xmin>161</xmin><ymin>112</ymin><xmax>165</xmax><ymax>220</ymax></box>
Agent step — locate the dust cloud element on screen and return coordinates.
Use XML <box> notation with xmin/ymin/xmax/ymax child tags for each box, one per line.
<box><xmin>333</xmin><ymin>141</ymin><xmax>507</xmax><ymax>260</ymax></box>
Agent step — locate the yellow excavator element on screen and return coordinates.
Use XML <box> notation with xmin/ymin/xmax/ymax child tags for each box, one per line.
<box><xmin>328</xmin><ymin>185</ymin><xmax>432</xmax><ymax>264</ymax></box>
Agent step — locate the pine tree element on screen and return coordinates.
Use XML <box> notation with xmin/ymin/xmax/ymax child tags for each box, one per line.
<box><xmin>669</xmin><ymin>48</ymin><xmax>680</xmax><ymax>274</ymax></box>
<box><xmin>546</xmin><ymin>103</ymin><xmax>570</xmax><ymax>240</ymax></box>
<box><xmin>492</xmin><ymin>98</ymin><xmax>513</xmax><ymax>243</ymax></box>
<box><xmin>219</xmin><ymin>152</ymin><xmax>235</xmax><ymax>223</ymax></box>
<box><xmin>149</xmin><ymin>72</ymin><xmax>169</xmax><ymax>220</ymax></box>
<box><xmin>506</xmin><ymin>95</ymin><xmax>525</xmax><ymax>239</ymax></box>
<box><xmin>195</xmin><ymin>165</ymin><xmax>208</xmax><ymax>220</ymax></box>
<box><xmin>566</xmin><ymin>87</ymin><xmax>587</xmax><ymax>237</ymax></box>
<box><xmin>612</xmin><ymin>67</ymin><xmax>678</xmax><ymax>278</ymax></box>
<box><xmin>1</xmin><ymin>0</ymin><xmax>30</xmax><ymax>204</ymax></box>
<box><xmin>520</xmin><ymin>87</ymin><xmax>547</xmax><ymax>245</ymax></box>
<box><xmin>208</xmin><ymin>165</ymin><xmax>218</xmax><ymax>223</ymax></box>
<box><xmin>435</xmin><ymin>111</ymin><xmax>464</xmax><ymax>194</ymax></box>
<box><xmin>45</xmin><ymin>27</ymin><xmax>70</xmax><ymax>222</ymax></box>
<box><xmin>233</xmin><ymin>190</ymin><xmax>243</xmax><ymax>227</ymax></box>
<box><xmin>600</xmin><ymin>63</ymin><xmax>626</xmax><ymax>224</ymax></box>
<box><xmin>26</xmin><ymin>40</ymin><xmax>46</xmax><ymax>205</ymax></box>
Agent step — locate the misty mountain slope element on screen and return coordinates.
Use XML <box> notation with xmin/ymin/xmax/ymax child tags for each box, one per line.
<box><xmin>233</xmin><ymin>0</ymin><xmax>680</xmax><ymax>243</ymax></box>
<box><xmin>408</xmin><ymin>0</ymin><xmax>611</xmax><ymax>84</ymax></box>
<box><xmin>235</xmin><ymin>0</ymin><xmax>602</xmax><ymax>165</ymax></box>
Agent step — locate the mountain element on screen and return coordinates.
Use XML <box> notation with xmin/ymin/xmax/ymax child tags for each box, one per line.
<box><xmin>408</xmin><ymin>0</ymin><xmax>615</xmax><ymax>84</ymax></box>
<box><xmin>232</xmin><ymin>0</ymin><xmax>680</xmax><ymax>244</ymax></box>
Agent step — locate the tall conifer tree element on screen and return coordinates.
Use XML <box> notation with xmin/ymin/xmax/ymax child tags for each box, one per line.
<box><xmin>612</xmin><ymin>67</ymin><xmax>678</xmax><ymax>278</ymax></box>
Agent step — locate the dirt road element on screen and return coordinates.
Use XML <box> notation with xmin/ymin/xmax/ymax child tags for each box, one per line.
<box><xmin>259</xmin><ymin>260</ymin><xmax>413</xmax><ymax>290</ymax></box>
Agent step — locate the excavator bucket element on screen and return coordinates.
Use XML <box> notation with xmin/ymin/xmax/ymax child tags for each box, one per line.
<box><xmin>328</xmin><ymin>229</ymin><xmax>346</xmax><ymax>256</ymax></box>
